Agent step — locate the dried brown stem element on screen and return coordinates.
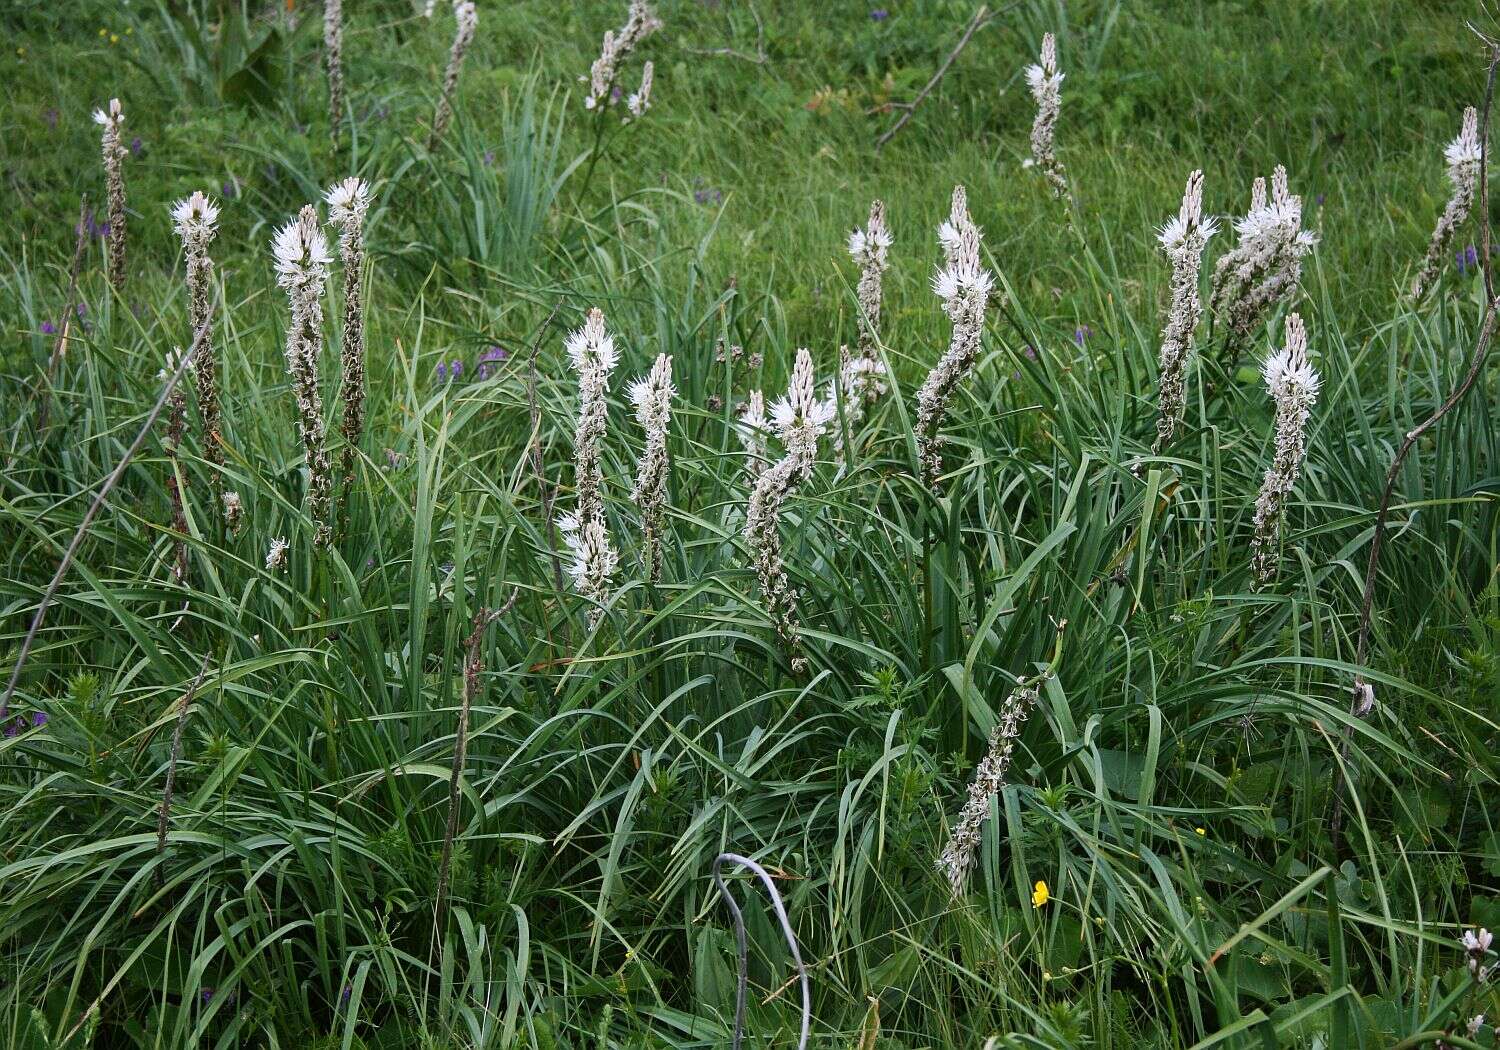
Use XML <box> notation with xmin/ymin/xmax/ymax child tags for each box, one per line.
<box><xmin>154</xmin><ymin>652</ymin><xmax>215</xmax><ymax>888</ymax></box>
<box><xmin>876</xmin><ymin>4</ymin><xmax>1004</xmax><ymax>149</ymax></box>
<box><xmin>33</xmin><ymin>195</ymin><xmax>92</xmax><ymax>436</ymax></box>
<box><xmin>432</xmin><ymin>590</ymin><xmax>518</xmax><ymax>928</ymax></box>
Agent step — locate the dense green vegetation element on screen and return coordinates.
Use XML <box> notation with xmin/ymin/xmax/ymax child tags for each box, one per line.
<box><xmin>3</xmin><ymin>1</ymin><xmax>1498</xmax><ymax>1047</ymax></box>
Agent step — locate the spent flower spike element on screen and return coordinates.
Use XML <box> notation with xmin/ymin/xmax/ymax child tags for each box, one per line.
<box><xmin>629</xmin><ymin>353</ymin><xmax>675</xmax><ymax>582</ymax></box>
<box><xmin>94</xmin><ymin>98</ymin><xmax>128</xmax><ymax>289</ymax></box>
<box><xmin>1413</xmin><ymin>106</ymin><xmax>1483</xmax><ymax>300</ymax></box>
<box><xmin>1153</xmin><ymin>170</ymin><xmax>1217</xmax><ymax>449</ymax></box>
<box><xmin>1024</xmin><ymin>34</ymin><xmax>1069</xmax><ymax>201</ymax></box>
<box><xmin>273</xmin><ymin>206</ymin><xmax>335</xmax><ymax>547</ymax></box>
<box><xmin>170</xmin><ymin>191</ymin><xmax>225</xmax><ymax>501</ymax></box>
<box><xmin>916</xmin><ymin>185</ymin><xmax>992</xmax><ymax>489</ymax></box>
<box><xmin>584</xmin><ymin>2</ymin><xmax>662</xmax><ymax>111</ymax></box>
<box><xmin>1250</xmin><ymin>313</ymin><xmax>1318</xmax><ymax>586</ymax></box>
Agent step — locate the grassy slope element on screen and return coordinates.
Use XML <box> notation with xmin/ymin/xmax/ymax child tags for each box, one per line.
<box><xmin>2</xmin><ymin>1</ymin><xmax>1499</xmax><ymax>1048</ymax></box>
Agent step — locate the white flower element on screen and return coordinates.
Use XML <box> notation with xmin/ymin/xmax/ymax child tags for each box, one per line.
<box><xmin>1463</xmin><ymin>928</ymin><xmax>1494</xmax><ymax>955</ymax></box>
<box><xmin>769</xmin><ymin>347</ymin><xmax>836</xmax><ymax>461</ymax></box>
<box><xmin>626</xmin><ymin>61</ymin><xmax>653</xmax><ymax>119</ymax></box>
<box><xmin>272</xmin><ymin>212</ymin><xmax>332</xmax><ymax>290</ymax></box>
<box><xmin>1447</xmin><ymin>106</ymin><xmax>1482</xmax><ymax>172</ymax></box>
<box><xmin>92</xmin><ymin>97</ymin><xmax>123</xmax><ymax>128</ymax></box>
<box><xmin>266</xmin><ymin>537</ymin><xmax>290</xmax><ymax>571</ymax></box>
<box><xmin>157</xmin><ymin>346</ymin><xmax>185</xmax><ymax>382</ymax></box>
<box><xmin>565</xmin><ymin>309</ymin><xmax>619</xmax><ymax>374</ymax></box>
<box><xmin>170</xmin><ymin>192</ymin><xmax>220</xmax><ymax>239</ymax></box>
<box><xmin>325</xmin><ymin>176</ymin><xmax>371</xmax><ymax>228</ymax></box>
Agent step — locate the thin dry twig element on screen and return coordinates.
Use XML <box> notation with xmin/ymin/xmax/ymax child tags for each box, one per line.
<box><xmin>1329</xmin><ymin>39</ymin><xmax>1500</xmax><ymax>854</ymax></box>
<box><xmin>432</xmin><ymin>589</ymin><xmax>518</xmax><ymax>929</ymax></box>
<box><xmin>33</xmin><ymin>194</ymin><xmax>92</xmax><ymax>435</ymax></box>
<box><xmin>876</xmin><ymin>4</ymin><xmax>1002</xmax><ymax>149</ymax></box>
<box><xmin>1</xmin><ymin>320</ymin><xmax>212</xmax><ymax>720</ymax></box>
<box><xmin>154</xmin><ymin>651</ymin><xmax>216</xmax><ymax>888</ymax></box>
<box><xmin>682</xmin><ymin>2</ymin><xmax>768</xmax><ymax>64</ymax></box>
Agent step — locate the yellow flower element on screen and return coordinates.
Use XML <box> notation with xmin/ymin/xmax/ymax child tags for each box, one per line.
<box><xmin>1031</xmin><ymin>880</ymin><xmax>1050</xmax><ymax>908</ymax></box>
<box><xmin>99</xmin><ymin>28</ymin><xmax>107</xmax><ymax>36</ymax></box>
<box><xmin>1195</xmin><ymin>827</ymin><xmax>1206</xmax><ymax>836</ymax></box>
<box><xmin>110</xmin><ymin>34</ymin><xmax>119</xmax><ymax>43</ymax></box>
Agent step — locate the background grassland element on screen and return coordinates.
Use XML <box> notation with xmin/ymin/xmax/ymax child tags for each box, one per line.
<box><xmin>3</xmin><ymin>1</ymin><xmax>1500</xmax><ymax>1048</ymax></box>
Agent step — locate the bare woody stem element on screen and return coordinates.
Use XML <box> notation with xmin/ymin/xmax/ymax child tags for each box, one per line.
<box><xmin>154</xmin><ymin>652</ymin><xmax>215</xmax><ymax>888</ymax></box>
<box><xmin>33</xmin><ymin>194</ymin><xmax>91</xmax><ymax>436</ymax></box>
<box><xmin>876</xmin><ymin>4</ymin><xmax>1000</xmax><ymax>149</ymax></box>
<box><xmin>432</xmin><ymin>592</ymin><xmax>518</xmax><ymax>929</ymax></box>
<box><xmin>1329</xmin><ymin>41</ymin><xmax>1500</xmax><ymax>855</ymax></box>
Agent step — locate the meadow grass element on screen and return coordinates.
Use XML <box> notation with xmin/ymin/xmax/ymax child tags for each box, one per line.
<box><xmin>2</xmin><ymin>1</ymin><xmax>1499</xmax><ymax>1047</ymax></box>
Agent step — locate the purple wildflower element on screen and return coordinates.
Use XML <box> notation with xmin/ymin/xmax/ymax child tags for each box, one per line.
<box><xmin>41</xmin><ymin>321</ymin><xmax>57</xmax><ymax>335</ymax></box>
<box><xmin>436</xmin><ymin>362</ymin><xmax>449</xmax><ymax>382</ymax></box>
<box><xmin>483</xmin><ymin>149</ymin><xmax>496</xmax><ymax>166</ymax></box>
<box><xmin>201</xmin><ymin>988</ymin><xmax>214</xmax><ymax>1006</ymax></box>
<box><xmin>1315</xmin><ymin>193</ymin><xmax>1325</xmax><ymax>206</ymax></box>
<box><xmin>130</xmin><ymin>136</ymin><xmax>143</xmax><ymax>156</ymax></box>
<box><xmin>1073</xmin><ymin>325</ymin><xmax>1092</xmax><ymax>346</ymax></box>
<box><xmin>222</xmin><ymin>181</ymin><xmax>238</xmax><ymax>199</ymax></box>
<box><xmin>611</xmin><ymin>84</ymin><xmax>624</xmax><ymax>103</ymax></box>
<box><xmin>341</xmin><ymin>984</ymin><xmax>353</xmax><ymax>1005</ymax></box>
<box><xmin>76</xmin><ymin>303</ymin><xmax>87</xmax><ymax>318</ymax></box>
<box><xmin>476</xmin><ymin>345</ymin><xmax>508</xmax><ymax>379</ymax></box>
<box><xmin>1024</xmin><ymin>345</ymin><xmax>1037</xmax><ymax>360</ymax></box>
<box><xmin>77</xmin><ymin>209</ymin><xmax>110</xmax><ymax>240</ymax></box>
<box><xmin>870</xmin><ymin>8</ymin><xmax>889</xmax><ymax>20</ymax></box>
<box><xmin>44</xmin><ymin>107</ymin><xmax>59</xmax><ymax>130</ymax></box>
<box><xmin>449</xmin><ymin>359</ymin><xmax>463</xmax><ymax>379</ymax></box>
<box><xmin>31</xmin><ymin>711</ymin><xmax>47</xmax><ymax>728</ymax></box>
<box><xmin>3</xmin><ymin>722</ymin><xmax>16</xmax><ymax>738</ymax></box>
<box><xmin>694</xmin><ymin>187</ymin><xmax>724</xmax><ymax>206</ymax></box>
